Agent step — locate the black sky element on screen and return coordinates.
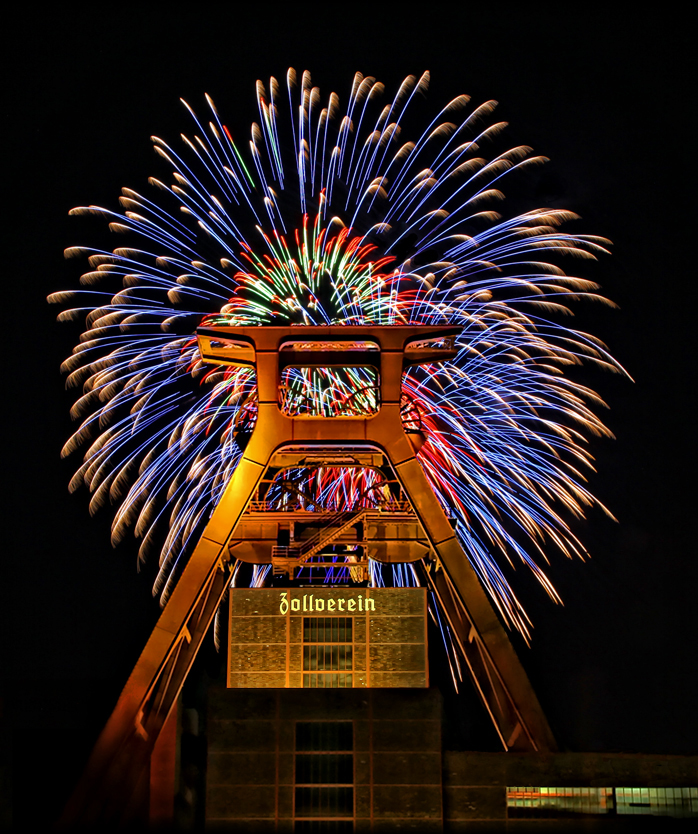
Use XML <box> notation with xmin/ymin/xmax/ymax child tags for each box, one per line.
<box><xmin>4</xmin><ymin>8</ymin><xmax>696</xmax><ymax>823</ymax></box>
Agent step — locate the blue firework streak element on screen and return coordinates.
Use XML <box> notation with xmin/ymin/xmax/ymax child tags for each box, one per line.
<box><xmin>49</xmin><ymin>70</ymin><xmax>627</xmax><ymax>638</ymax></box>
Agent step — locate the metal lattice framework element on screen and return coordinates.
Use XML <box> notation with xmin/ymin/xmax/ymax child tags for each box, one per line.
<box><xmin>51</xmin><ymin>72</ymin><xmax>627</xmax><ymax>825</ymax></box>
<box><xmin>62</xmin><ymin>324</ymin><xmax>556</xmax><ymax>827</ymax></box>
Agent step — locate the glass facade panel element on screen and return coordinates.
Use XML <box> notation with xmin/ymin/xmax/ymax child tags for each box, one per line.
<box><xmin>295</xmin><ymin>722</ymin><xmax>354</xmax><ymax>830</ymax></box>
<box><xmin>294</xmin><ymin>820</ymin><xmax>354</xmax><ymax>833</ymax></box>
<box><xmin>295</xmin><ymin>788</ymin><xmax>354</xmax><ymax>817</ymax></box>
<box><xmin>507</xmin><ymin>787</ymin><xmax>698</xmax><ymax>819</ymax></box>
<box><xmin>296</xmin><ymin>722</ymin><xmax>353</xmax><ymax>753</ymax></box>
<box><xmin>616</xmin><ymin>786</ymin><xmax>698</xmax><ymax>818</ymax></box>
<box><xmin>303</xmin><ymin>617</ymin><xmax>353</xmax><ymax>688</ymax></box>
<box><xmin>304</xmin><ymin>617</ymin><xmax>353</xmax><ymax>643</ymax></box>
<box><xmin>303</xmin><ymin>645</ymin><xmax>353</xmax><ymax>671</ymax></box>
<box><xmin>302</xmin><ymin>673</ymin><xmax>353</xmax><ymax>688</ymax></box>
<box><xmin>296</xmin><ymin>754</ymin><xmax>354</xmax><ymax>785</ymax></box>
<box><xmin>507</xmin><ymin>787</ymin><xmax>613</xmax><ymax>817</ymax></box>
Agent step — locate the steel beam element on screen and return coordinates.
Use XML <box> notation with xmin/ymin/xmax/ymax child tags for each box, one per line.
<box><xmin>62</xmin><ymin>324</ymin><xmax>555</xmax><ymax>826</ymax></box>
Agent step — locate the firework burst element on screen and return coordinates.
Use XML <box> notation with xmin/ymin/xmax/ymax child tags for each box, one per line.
<box><xmin>50</xmin><ymin>69</ymin><xmax>626</xmax><ymax>638</ymax></box>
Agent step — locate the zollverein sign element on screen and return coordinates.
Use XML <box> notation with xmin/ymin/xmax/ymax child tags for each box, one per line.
<box><xmin>228</xmin><ymin>587</ymin><xmax>428</xmax><ymax>689</ymax></box>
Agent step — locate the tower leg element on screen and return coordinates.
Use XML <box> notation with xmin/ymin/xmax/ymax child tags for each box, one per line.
<box><xmin>60</xmin><ymin>443</ymin><xmax>276</xmax><ymax>826</ymax></box>
<box><xmin>386</xmin><ymin>450</ymin><xmax>556</xmax><ymax>751</ymax></box>
<box><xmin>149</xmin><ymin>697</ymin><xmax>179</xmax><ymax>826</ymax></box>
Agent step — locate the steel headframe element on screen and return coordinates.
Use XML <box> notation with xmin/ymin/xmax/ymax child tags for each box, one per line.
<box><xmin>62</xmin><ymin>324</ymin><xmax>556</xmax><ymax>827</ymax></box>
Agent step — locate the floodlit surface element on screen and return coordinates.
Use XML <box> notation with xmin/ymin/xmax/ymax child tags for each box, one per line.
<box><xmin>507</xmin><ymin>786</ymin><xmax>698</xmax><ymax>818</ymax></box>
<box><xmin>227</xmin><ymin>588</ymin><xmax>428</xmax><ymax>688</ymax></box>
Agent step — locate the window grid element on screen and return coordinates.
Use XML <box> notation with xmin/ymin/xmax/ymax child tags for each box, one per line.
<box><xmin>294</xmin><ymin>722</ymin><xmax>354</xmax><ymax>831</ymax></box>
<box><xmin>302</xmin><ymin>673</ymin><xmax>353</xmax><ymax>689</ymax></box>
<box><xmin>304</xmin><ymin>617</ymin><xmax>353</xmax><ymax>643</ymax></box>
<box><xmin>303</xmin><ymin>617</ymin><xmax>353</xmax><ymax>689</ymax></box>
<box><xmin>507</xmin><ymin>787</ymin><xmax>698</xmax><ymax>819</ymax></box>
<box><xmin>507</xmin><ymin>787</ymin><xmax>612</xmax><ymax>817</ymax></box>
<box><xmin>616</xmin><ymin>787</ymin><xmax>698</xmax><ymax>818</ymax></box>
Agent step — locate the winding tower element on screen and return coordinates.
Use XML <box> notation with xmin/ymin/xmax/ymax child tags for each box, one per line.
<box><xmin>63</xmin><ymin>323</ymin><xmax>555</xmax><ymax>827</ymax></box>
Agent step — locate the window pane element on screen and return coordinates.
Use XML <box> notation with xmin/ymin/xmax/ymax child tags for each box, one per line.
<box><xmin>304</xmin><ymin>618</ymin><xmax>353</xmax><ymax>643</ymax></box>
<box><xmin>303</xmin><ymin>646</ymin><xmax>353</xmax><ymax>672</ymax></box>
<box><xmin>296</xmin><ymin>754</ymin><xmax>353</xmax><ymax>785</ymax></box>
<box><xmin>296</xmin><ymin>722</ymin><xmax>353</xmax><ymax>752</ymax></box>
<box><xmin>295</xmin><ymin>787</ymin><xmax>353</xmax><ymax>818</ymax></box>
<box><xmin>294</xmin><ymin>821</ymin><xmax>354</xmax><ymax>833</ymax></box>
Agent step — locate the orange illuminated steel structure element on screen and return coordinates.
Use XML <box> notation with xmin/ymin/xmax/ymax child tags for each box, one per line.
<box><xmin>62</xmin><ymin>324</ymin><xmax>556</xmax><ymax>826</ymax></box>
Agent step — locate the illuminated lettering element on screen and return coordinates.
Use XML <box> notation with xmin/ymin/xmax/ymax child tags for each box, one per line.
<box><xmin>229</xmin><ymin>588</ymin><xmax>428</xmax><ymax>690</ymax></box>
<box><xmin>277</xmin><ymin>590</ymin><xmax>379</xmax><ymax>615</ymax></box>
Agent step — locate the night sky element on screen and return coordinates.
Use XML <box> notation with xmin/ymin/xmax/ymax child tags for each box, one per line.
<box><xmin>4</xmin><ymin>9</ymin><xmax>696</xmax><ymax>825</ymax></box>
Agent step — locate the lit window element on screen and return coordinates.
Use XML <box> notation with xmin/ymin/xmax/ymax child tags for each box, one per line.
<box><xmin>616</xmin><ymin>787</ymin><xmax>698</xmax><ymax>818</ymax></box>
<box><xmin>303</xmin><ymin>617</ymin><xmax>353</xmax><ymax>689</ymax></box>
<box><xmin>507</xmin><ymin>787</ymin><xmax>698</xmax><ymax>819</ymax></box>
<box><xmin>507</xmin><ymin>786</ymin><xmax>613</xmax><ymax>817</ymax></box>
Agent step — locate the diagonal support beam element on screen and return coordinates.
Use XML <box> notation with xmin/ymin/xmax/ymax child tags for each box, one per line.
<box><xmin>384</xmin><ymin>452</ymin><xmax>556</xmax><ymax>753</ymax></box>
<box><xmin>60</xmin><ymin>452</ymin><xmax>274</xmax><ymax>826</ymax></box>
<box><xmin>62</xmin><ymin>324</ymin><xmax>555</xmax><ymax>826</ymax></box>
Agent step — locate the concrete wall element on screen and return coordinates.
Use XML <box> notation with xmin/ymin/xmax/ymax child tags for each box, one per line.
<box><xmin>206</xmin><ymin>686</ymin><xmax>443</xmax><ymax>831</ymax></box>
<box><xmin>204</xmin><ymin>684</ymin><xmax>697</xmax><ymax>831</ymax></box>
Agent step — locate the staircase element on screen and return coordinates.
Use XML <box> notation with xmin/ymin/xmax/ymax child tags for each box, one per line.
<box><xmin>271</xmin><ymin>507</ymin><xmax>369</xmax><ymax>577</ymax></box>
